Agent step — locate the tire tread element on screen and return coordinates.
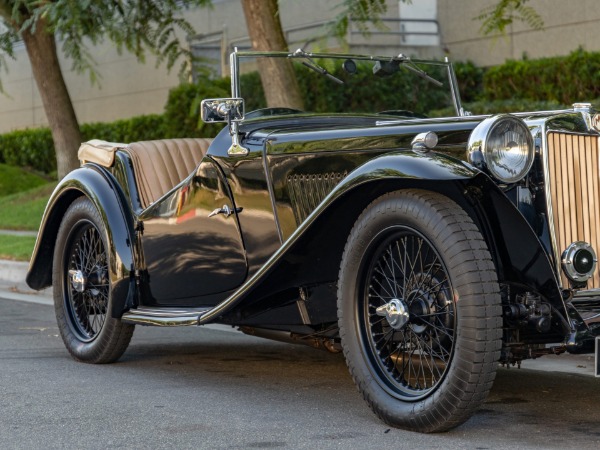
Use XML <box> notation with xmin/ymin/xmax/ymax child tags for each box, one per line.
<box><xmin>337</xmin><ymin>189</ymin><xmax>502</xmax><ymax>432</ymax></box>
<box><xmin>53</xmin><ymin>197</ymin><xmax>134</xmax><ymax>364</ymax></box>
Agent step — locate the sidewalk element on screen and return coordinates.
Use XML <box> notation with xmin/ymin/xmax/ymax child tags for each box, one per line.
<box><xmin>0</xmin><ymin>230</ymin><xmax>37</xmax><ymax>237</ymax></box>
<box><xmin>0</xmin><ymin>259</ymin><xmax>52</xmax><ymax>305</ymax></box>
<box><xmin>0</xmin><ymin>258</ymin><xmax>597</xmax><ymax>376</ymax></box>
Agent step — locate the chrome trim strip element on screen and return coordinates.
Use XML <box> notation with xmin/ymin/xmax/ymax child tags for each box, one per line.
<box><xmin>594</xmin><ymin>336</ymin><xmax>600</xmax><ymax>377</ymax></box>
<box><xmin>375</xmin><ymin>109</ymin><xmax>574</xmax><ymax>127</ymax></box>
<box><xmin>543</xmin><ymin>130</ymin><xmax>599</xmax><ymax>137</ymax></box>
<box><xmin>121</xmin><ymin>307</ymin><xmax>211</xmax><ymax>327</ymax></box>
<box><xmin>230</xmin><ymin>50</ymin><xmax>240</xmax><ymax>98</ymax></box>
<box><xmin>446</xmin><ymin>57</ymin><xmax>462</xmax><ymax>117</ymax></box>
<box><xmin>233</xmin><ymin>50</ymin><xmax>451</xmax><ymax>66</ymax></box>
<box><xmin>541</xmin><ymin>125</ymin><xmax>560</xmax><ymax>285</ymax></box>
<box><xmin>262</xmin><ymin>138</ymin><xmax>284</xmax><ymax>244</ymax></box>
<box><xmin>573</xmin><ymin>289</ymin><xmax>600</xmax><ymax>298</ymax></box>
<box><xmin>585</xmin><ymin>312</ymin><xmax>600</xmax><ymax>321</ymax></box>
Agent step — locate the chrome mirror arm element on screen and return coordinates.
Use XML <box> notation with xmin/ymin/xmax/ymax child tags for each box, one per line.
<box><xmin>228</xmin><ymin>120</ymin><xmax>249</xmax><ymax>156</ymax></box>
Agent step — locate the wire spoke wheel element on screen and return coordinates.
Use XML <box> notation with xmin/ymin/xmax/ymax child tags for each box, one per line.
<box><xmin>64</xmin><ymin>221</ymin><xmax>109</xmax><ymax>342</ymax></box>
<box><xmin>338</xmin><ymin>190</ymin><xmax>501</xmax><ymax>432</ymax></box>
<box><xmin>362</xmin><ymin>228</ymin><xmax>455</xmax><ymax>399</ymax></box>
<box><xmin>53</xmin><ymin>197</ymin><xmax>134</xmax><ymax>364</ymax></box>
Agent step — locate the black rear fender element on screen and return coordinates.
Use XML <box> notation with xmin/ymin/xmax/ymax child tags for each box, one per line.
<box><xmin>26</xmin><ymin>165</ymin><xmax>136</xmax><ymax>317</ymax></box>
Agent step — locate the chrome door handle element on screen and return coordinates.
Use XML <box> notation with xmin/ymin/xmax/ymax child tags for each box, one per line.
<box><xmin>208</xmin><ymin>205</ymin><xmax>242</xmax><ymax>218</ymax></box>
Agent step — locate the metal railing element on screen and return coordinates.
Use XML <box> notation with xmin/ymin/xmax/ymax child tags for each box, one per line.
<box><xmin>189</xmin><ymin>17</ymin><xmax>442</xmax><ymax>77</ymax></box>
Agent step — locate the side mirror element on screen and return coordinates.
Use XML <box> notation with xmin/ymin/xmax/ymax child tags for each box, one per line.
<box><xmin>201</xmin><ymin>98</ymin><xmax>244</xmax><ymax>123</ymax></box>
<box><xmin>201</xmin><ymin>98</ymin><xmax>248</xmax><ymax>156</ymax></box>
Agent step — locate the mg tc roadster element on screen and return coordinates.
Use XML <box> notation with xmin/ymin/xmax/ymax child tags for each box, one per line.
<box><xmin>27</xmin><ymin>49</ymin><xmax>600</xmax><ymax>432</ymax></box>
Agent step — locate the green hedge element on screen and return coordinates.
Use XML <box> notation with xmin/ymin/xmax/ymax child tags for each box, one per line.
<box><xmin>162</xmin><ymin>76</ymin><xmax>229</xmax><ymax>138</ymax></box>
<box><xmin>483</xmin><ymin>48</ymin><xmax>600</xmax><ymax>104</ymax></box>
<box><xmin>0</xmin><ymin>128</ymin><xmax>54</xmax><ymax>174</ymax></box>
<box><xmin>82</xmin><ymin>114</ymin><xmax>167</xmax><ymax>143</ymax></box>
<box><xmin>4</xmin><ymin>48</ymin><xmax>600</xmax><ymax>175</ymax></box>
<box><xmin>453</xmin><ymin>61</ymin><xmax>485</xmax><ymax>103</ymax></box>
<box><xmin>0</xmin><ymin>115</ymin><xmax>172</xmax><ymax>174</ymax></box>
<box><xmin>430</xmin><ymin>98</ymin><xmax>570</xmax><ymax>118</ymax></box>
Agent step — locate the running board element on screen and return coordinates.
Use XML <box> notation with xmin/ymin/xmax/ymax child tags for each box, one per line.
<box><xmin>121</xmin><ymin>306</ymin><xmax>211</xmax><ymax>326</ymax></box>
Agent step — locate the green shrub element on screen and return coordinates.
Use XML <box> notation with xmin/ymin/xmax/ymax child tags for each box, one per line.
<box><xmin>453</xmin><ymin>61</ymin><xmax>485</xmax><ymax>103</ymax></box>
<box><xmin>483</xmin><ymin>48</ymin><xmax>600</xmax><ymax>104</ymax></box>
<box><xmin>5</xmin><ymin>48</ymin><xmax>600</xmax><ymax>175</ymax></box>
<box><xmin>0</xmin><ymin>128</ymin><xmax>55</xmax><ymax>173</ymax></box>
<box><xmin>0</xmin><ymin>115</ymin><xmax>170</xmax><ymax>174</ymax></box>
<box><xmin>81</xmin><ymin>114</ymin><xmax>167</xmax><ymax>143</ymax></box>
<box><xmin>240</xmin><ymin>71</ymin><xmax>266</xmax><ymax>111</ymax></box>
<box><xmin>163</xmin><ymin>76</ymin><xmax>229</xmax><ymax>138</ymax></box>
<box><xmin>430</xmin><ymin>98</ymin><xmax>569</xmax><ymax>117</ymax></box>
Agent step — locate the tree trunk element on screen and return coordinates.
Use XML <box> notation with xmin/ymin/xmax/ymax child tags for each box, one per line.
<box><xmin>22</xmin><ymin>18</ymin><xmax>82</xmax><ymax>179</ymax></box>
<box><xmin>241</xmin><ymin>0</ymin><xmax>304</xmax><ymax>110</ymax></box>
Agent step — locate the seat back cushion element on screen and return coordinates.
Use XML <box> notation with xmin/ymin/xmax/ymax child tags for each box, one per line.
<box><xmin>126</xmin><ymin>138</ymin><xmax>213</xmax><ymax>208</ymax></box>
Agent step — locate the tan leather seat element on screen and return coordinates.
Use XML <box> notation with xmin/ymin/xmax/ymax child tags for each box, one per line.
<box><xmin>126</xmin><ymin>138</ymin><xmax>212</xmax><ymax>208</ymax></box>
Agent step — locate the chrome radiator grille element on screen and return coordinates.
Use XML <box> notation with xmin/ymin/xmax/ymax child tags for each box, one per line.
<box><xmin>546</xmin><ymin>131</ymin><xmax>600</xmax><ymax>288</ymax></box>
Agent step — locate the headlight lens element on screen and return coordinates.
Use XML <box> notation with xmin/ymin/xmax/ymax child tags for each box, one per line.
<box><xmin>467</xmin><ymin>115</ymin><xmax>534</xmax><ymax>183</ymax></box>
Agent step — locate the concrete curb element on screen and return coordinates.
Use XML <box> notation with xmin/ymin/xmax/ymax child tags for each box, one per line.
<box><xmin>0</xmin><ymin>259</ymin><xmax>52</xmax><ymax>304</ymax></box>
<box><xmin>0</xmin><ymin>259</ymin><xmax>30</xmax><ymax>283</ymax></box>
<box><xmin>0</xmin><ymin>230</ymin><xmax>37</xmax><ymax>237</ymax></box>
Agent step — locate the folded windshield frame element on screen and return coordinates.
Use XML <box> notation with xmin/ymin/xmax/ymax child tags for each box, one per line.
<box><xmin>229</xmin><ymin>49</ymin><xmax>464</xmax><ymax>117</ymax></box>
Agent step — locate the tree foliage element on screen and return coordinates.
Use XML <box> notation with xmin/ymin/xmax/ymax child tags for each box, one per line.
<box><xmin>475</xmin><ymin>0</ymin><xmax>543</xmax><ymax>36</ymax></box>
<box><xmin>0</xmin><ymin>0</ymin><xmax>210</xmax><ymax>178</ymax></box>
<box><xmin>0</xmin><ymin>0</ymin><xmax>210</xmax><ymax>84</ymax></box>
<box><xmin>330</xmin><ymin>0</ymin><xmax>388</xmax><ymax>40</ymax></box>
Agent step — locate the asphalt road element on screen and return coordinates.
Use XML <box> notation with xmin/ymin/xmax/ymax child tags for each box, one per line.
<box><xmin>1</xmin><ymin>295</ymin><xmax>599</xmax><ymax>450</ymax></box>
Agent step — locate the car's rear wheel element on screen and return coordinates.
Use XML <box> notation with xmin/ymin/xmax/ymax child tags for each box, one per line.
<box><xmin>53</xmin><ymin>197</ymin><xmax>134</xmax><ymax>363</ymax></box>
<box><xmin>338</xmin><ymin>190</ymin><xmax>502</xmax><ymax>432</ymax></box>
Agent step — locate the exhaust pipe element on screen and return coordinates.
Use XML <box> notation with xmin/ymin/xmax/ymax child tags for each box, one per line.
<box><xmin>239</xmin><ymin>326</ymin><xmax>342</xmax><ymax>353</ymax></box>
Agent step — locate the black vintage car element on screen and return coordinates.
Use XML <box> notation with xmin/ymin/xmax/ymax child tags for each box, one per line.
<box><xmin>27</xmin><ymin>50</ymin><xmax>599</xmax><ymax>432</ymax></box>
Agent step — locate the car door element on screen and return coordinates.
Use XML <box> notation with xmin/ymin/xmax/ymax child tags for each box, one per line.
<box><xmin>139</xmin><ymin>156</ymin><xmax>248</xmax><ymax>306</ymax></box>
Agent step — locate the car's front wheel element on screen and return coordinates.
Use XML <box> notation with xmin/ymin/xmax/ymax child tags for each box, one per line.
<box><xmin>53</xmin><ymin>197</ymin><xmax>134</xmax><ymax>363</ymax></box>
<box><xmin>338</xmin><ymin>190</ymin><xmax>502</xmax><ymax>432</ymax></box>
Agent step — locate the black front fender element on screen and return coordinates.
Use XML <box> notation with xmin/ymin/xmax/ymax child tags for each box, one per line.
<box><xmin>26</xmin><ymin>165</ymin><xmax>136</xmax><ymax>317</ymax></box>
<box><xmin>465</xmin><ymin>175</ymin><xmax>567</xmax><ymax>325</ymax></box>
<box><xmin>210</xmin><ymin>151</ymin><xmax>566</xmax><ymax>331</ymax></box>
<box><xmin>328</xmin><ymin>154</ymin><xmax>565</xmax><ymax>327</ymax></box>
<box><xmin>335</xmin><ymin>150</ymin><xmax>477</xmax><ymax>192</ymax></box>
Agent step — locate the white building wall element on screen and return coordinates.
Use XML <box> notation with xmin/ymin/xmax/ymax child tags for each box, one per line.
<box><xmin>16</xmin><ymin>1</ymin><xmax>597</xmax><ymax>133</ymax></box>
<box><xmin>440</xmin><ymin>0</ymin><xmax>600</xmax><ymax>66</ymax></box>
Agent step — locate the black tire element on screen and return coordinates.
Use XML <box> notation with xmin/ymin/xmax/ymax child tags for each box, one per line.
<box><xmin>337</xmin><ymin>190</ymin><xmax>502</xmax><ymax>432</ymax></box>
<box><xmin>53</xmin><ymin>197</ymin><xmax>134</xmax><ymax>363</ymax></box>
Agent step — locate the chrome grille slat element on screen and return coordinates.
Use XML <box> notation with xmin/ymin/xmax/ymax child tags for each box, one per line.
<box><xmin>546</xmin><ymin>131</ymin><xmax>600</xmax><ymax>288</ymax></box>
<box><xmin>287</xmin><ymin>172</ymin><xmax>347</xmax><ymax>224</ymax></box>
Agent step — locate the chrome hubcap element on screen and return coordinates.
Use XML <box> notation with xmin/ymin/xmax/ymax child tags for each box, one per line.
<box><xmin>68</xmin><ymin>269</ymin><xmax>86</xmax><ymax>293</ymax></box>
<box><xmin>375</xmin><ymin>298</ymin><xmax>410</xmax><ymax>330</ymax></box>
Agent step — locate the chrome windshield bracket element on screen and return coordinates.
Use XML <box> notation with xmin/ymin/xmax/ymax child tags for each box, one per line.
<box><xmin>228</xmin><ymin>120</ymin><xmax>249</xmax><ymax>156</ymax></box>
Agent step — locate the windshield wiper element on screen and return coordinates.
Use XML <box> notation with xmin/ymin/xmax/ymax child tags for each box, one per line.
<box><xmin>293</xmin><ymin>49</ymin><xmax>344</xmax><ymax>85</ymax></box>
<box><xmin>373</xmin><ymin>55</ymin><xmax>443</xmax><ymax>87</ymax></box>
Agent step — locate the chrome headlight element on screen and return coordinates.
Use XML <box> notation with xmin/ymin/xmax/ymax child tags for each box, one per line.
<box><xmin>467</xmin><ymin>115</ymin><xmax>534</xmax><ymax>183</ymax></box>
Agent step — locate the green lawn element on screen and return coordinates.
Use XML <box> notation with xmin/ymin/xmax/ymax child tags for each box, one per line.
<box><xmin>0</xmin><ymin>234</ymin><xmax>37</xmax><ymax>261</ymax></box>
<box><xmin>0</xmin><ymin>164</ymin><xmax>55</xmax><ymax>260</ymax></box>
<box><xmin>0</xmin><ymin>163</ymin><xmax>50</xmax><ymax>197</ymax></box>
<box><xmin>0</xmin><ymin>181</ymin><xmax>56</xmax><ymax>231</ymax></box>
